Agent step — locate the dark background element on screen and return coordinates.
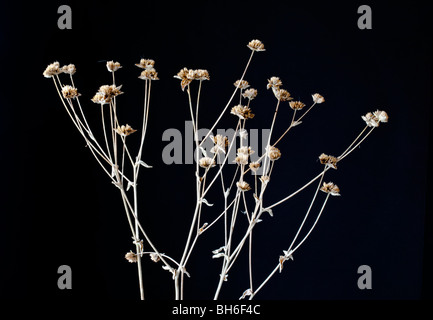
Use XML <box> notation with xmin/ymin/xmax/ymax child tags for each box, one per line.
<box><xmin>0</xmin><ymin>0</ymin><xmax>431</xmax><ymax>301</ymax></box>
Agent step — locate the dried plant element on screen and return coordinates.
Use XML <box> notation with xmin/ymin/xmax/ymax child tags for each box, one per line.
<box><xmin>43</xmin><ymin>39</ymin><xmax>388</xmax><ymax>300</ymax></box>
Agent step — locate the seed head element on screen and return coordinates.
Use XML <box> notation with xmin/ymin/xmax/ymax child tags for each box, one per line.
<box><xmin>247</xmin><ymin>39</ymin><xmax>266</xmax><ymax>52</ymax></box>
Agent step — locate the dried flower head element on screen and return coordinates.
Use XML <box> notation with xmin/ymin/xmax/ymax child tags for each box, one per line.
<box><xmin>249</xmin><ymin>161</ymin><xmax>261</xmax><ymax>173</ymax></box>
<box><xmin>61</xmin><ymin>64</ymin><xmax>76</xmax><ymax>75</ymax></box>
<box><xmin>135</xmin><ymin>59</ymin><xmax>155</xmax><ymax>69</ymax></box>
<box><xmin>247</xmin><ymin>39</ymin><xmax>266</xmax><ymax>52</ymax></box>
<box><xmin>234</xmin><ymin>154</ymin><xmax>249</xmax><ymax>165</ymax></box>
<box><xmin>91</xmin><ymin>93</ymin><xmax>107</xmax><ymax>105</ymax></box>
<box><xmin>149</xmin><ymin>253</ymin><xmax>160</xmax><ymax>263</ymax></box>
<box><xmin>234</xmin><ymin>146</ymin><xmax>254</xmax><ymax>165</ymax></box>
<box><xmin>199</xmin><ymin>156</ymin><xmax>216</xmax><ymax>169</ymax></box>
<box><xmin>320</xmin><ymin>182</ymin><xmax>340</xmax><ymax>196</ymax></box>
<box><xmin>43</xmin><ymin>61</ymin><xmax>62</xmax><ymax>78</ymax></box>
<box><xmin>230</xmin><ymin>105</ymin><xmax>255</xmax><ymax>120</ymax></box>
<box><xmin>106</xmin><ymin>61</ymin><xmax>122</xmax><ymax>72</ymax></box>
<box><xmin>260</xmin><ymin>175</ymin><xmax>270</xmax><ymax>184</ymax></box>
<box><xmin>237</xmin><ymin>146</ymin><xmax>254</xmax><ymax>156</ymax></box>
<box><xmin>318</xmin><ymin>153</ymin><xmax>338</xmax><ymax>169</ymax></box>
<box><xmin>236</xmin><ymin>181</ymin><xmax>252</xmax><ymax>191</ymax></box>
<box><xmin>138</xmin><ymin>68</ymin><xmax>159</xmax><ymax>80</ymax></box>
<box><xmin>312</xmin><ymin>93</ymin><xmax>325</xmax><ymax>104</ymax></box>
<box><xmin>267</xmin><ymin>77</ymin><xmax>283</xmax><ymax>90</ymax></box>
<box><xmin>61</xmin><ymin>85</ymin><xmax>80</xmax><ymax>99</ymax></box>
<box><xmin>274</xmin><ymin>89</ymin><xmax>293</xmax><ymax>101</ymax></box>
<box><xmin>92</xmin><ymin>84</ymin><xmax>123</xmax><ymax>104</ymax></box>
<box><xmin>125</xmin><ymin>251</ymin><xmax>137</xmax><ymax>263</ymax></box>
<box><xmin>242</xmin><ymin>88</ymin><xmax>258</xmax><ymax>100</ymax></box>
<box><xmin>115</xmin><ymin>124</ymin><xmax>137</xmax><ymax>136</ymax></box>
<box><xmin>234</xmin><ymin>80</ymin><xmax>250</xmax><ymax>90</ymax></box>
<box><xmin>361</xmin><ymin>112</ymin><xmax>379</xmax><ymax>127</ymax></box>
<box><xmin>195</xmin><ymin>69</ymin><xmax>210</xmax><ymax>81</ymax></box>
<box><xmin>267</xmin><ymin>146</ymin><xmax>281</xmax><ymax>161</ymax></box>
<box><xmin>289</xmin><ymin>101</ymin><xmax>306</xmax><ymax>110</ymax></box>
<box><xmin>210</xmin><ymin>135</ymin><xmax>229</xmax><ymax>154</ymax></box>
<box><xmin>174</xmin><ymin>67</ymin><xmax>193</xmax><ymax>90</ymax></box>
<box><xmin>373</xmin><ymin>110</ymin><xmax>389</xmax><ymax>123</ymax></box>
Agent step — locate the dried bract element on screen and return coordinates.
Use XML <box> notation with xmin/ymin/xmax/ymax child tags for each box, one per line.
<box><xmin>43</xmin><ymin>61</ymin><xmax>62</xmax><ymax>78</ymax></box>
<box><xmin>320</xmin><ymin>182</ymin><xmax>340</xmax><ymax>196</ymax></box>
<box><xmin>247</xmin><ymin>39</ymin><xmax>266</xmax><ymax>52</ymax></box>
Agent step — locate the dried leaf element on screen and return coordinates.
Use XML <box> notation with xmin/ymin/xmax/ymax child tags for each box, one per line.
<box><xmin>201</xmin><ymin>198</ymin><xmax>214</xmax><ymax>207</ymax></box>
<box><xmin>239</xmin><ymin>288</ymin><xmax>252</xmax><ymax>300</ymax></box>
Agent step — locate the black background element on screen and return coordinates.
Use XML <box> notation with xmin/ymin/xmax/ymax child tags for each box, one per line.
<box><xmin>0</xmin><ymin>0</ymin><xmax>432</xmax><ymax>301</ymax></box>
